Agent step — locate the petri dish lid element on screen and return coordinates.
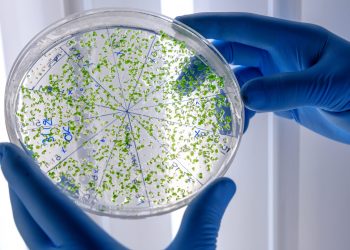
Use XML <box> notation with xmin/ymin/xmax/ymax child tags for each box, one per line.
<box><xmin>5</xmin><ymin>9</ymin><xmax>244</xmax><ymax>218</ymax></box>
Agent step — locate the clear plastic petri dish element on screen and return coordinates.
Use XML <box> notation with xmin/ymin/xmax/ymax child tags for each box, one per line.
<box><xmin>5</xmin><ymin>9</ymin><xmax>244</xmax><ymax>218</ymax></box>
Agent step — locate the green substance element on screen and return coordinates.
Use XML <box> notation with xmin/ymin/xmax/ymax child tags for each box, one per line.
<box><xmin>16</xmin><ymin>27</ymin><xmax>235</xmax><ymax>213</ymax></box>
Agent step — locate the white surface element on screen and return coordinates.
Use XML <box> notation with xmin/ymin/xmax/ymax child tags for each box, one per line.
<box><xmin>193</xmin><ymin>0</ymin><xmax>267</xmax><ymax>14</ymax></box>
<box><xmin>0</xmin><ymin>1</ymin><xmax>65</xmax><ymax>249</ymax></box>
<box><xmin>218</xmin><ymin>113</ymin><xmax>270</xmax><ymax>250</ymax></box>
<box><xmin>302</xmin><ymin>0</ymin><xmax>350</xmax><ymax>40</ymax></box>
<box><xmin>297</xmin><ymin>6</ymin><xmax>350</xmax><ymax>246</ymax></box>
<box><xmin>297</xmin><ymin>2</ymin><xmax>350</xmax><ymax>250</ymax></box>
<box><xmin>298</xmin><ymin>128</ymin><xmax>350</xmax><ymax>250</ymax></box>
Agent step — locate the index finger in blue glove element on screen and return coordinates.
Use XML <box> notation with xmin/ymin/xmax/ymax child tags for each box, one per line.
<box><xmin>176</xmin><ymin>12</ymin><xmax>327</xmax><ymax>57</ymax></box>
<box><xmin>0</xmin><ymin>143</ymin><xmax>125</xmax><ymax>249</ymax></box>
<box><xmin>240</xmin><ymin>63</ymin><xmax>348</xmax><ymax>112</ymax></box>
<box><xmin>212</xmin><ymin>40</ymin><xmax>276</xmax><ymax>75</ymax></box>
<box><xmin>241</xmin><ymin>69</ymin><xmax>312</xmax><ymax>111</ymax></box>
<box><xmin>233</xmin><ymin>66</ymin><xmax>262</xmax><ymax>132</ymax></box>
<box><xmin>167</xmin><ymin>177</ymin><xmax>236</xmax><ymax>250</ymax></box>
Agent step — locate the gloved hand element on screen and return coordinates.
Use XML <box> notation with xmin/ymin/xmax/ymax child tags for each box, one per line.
<box><xmin>177</xmin><ymin>13</ymin><xmax>350</xmax><ymax>144</ymax></box>
<box><xmin>0</xmin><ymin>143</ymin><xmax>235</xmax><ymax>250</ymax></box>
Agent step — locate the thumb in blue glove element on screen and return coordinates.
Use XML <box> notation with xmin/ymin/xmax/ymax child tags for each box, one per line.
<box><xmin>167</xmin><ymin>177</ymin><xmax>235</xmax><ymax>250</ymax></box>
<box><xmin>0</xmin><ymin>142</ymin><xmax>235</xmax><ymax>249</ymax></box>
<box><xmin>177</xmin><ymin>13</ymin><xmax>350</xmax><ymax>144</ymax></box>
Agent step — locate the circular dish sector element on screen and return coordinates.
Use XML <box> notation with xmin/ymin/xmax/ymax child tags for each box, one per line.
<box><xmin>5</xmin><ymin>9</ymin><xmax>244</xmax><ymax>218</ymax></box>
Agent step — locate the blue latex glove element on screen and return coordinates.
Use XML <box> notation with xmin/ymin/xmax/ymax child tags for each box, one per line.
<box><xmin>177</xmin><ymin>13</ymin><xmax>350</xmax><ymax>144</ymax></box>
<box><xmin>0</xmin><ymin>143</ymin><xmax>235</xmax><ymax>250</ymax></box>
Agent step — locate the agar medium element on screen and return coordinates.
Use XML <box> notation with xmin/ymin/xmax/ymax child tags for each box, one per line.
<box><xmin>5</xmin><ymin>9</ymin><xmax>244</xmax><ymax>218</ymax></box>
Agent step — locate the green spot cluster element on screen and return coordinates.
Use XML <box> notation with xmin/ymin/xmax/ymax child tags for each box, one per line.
<box><xmin>15</xmin><ymin>27</ymin><xmax>237</xmax><ymax>214</ymax></box>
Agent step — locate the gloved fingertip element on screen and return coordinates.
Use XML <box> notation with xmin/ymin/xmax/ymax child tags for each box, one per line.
<box><xmin>220</xmin><ymin>177</ymin><xmax>236</xmax><ymax>197</ymax></box>
<box><xmin>189</xmin><ymin>177</ymin><xmax>236</xmax><ymax>213</ymax></box>
<box><xmin>209</xmin><ymin>177</ymin><xmax>236</xmax><ymax>204</ymax></box>
<box><xmin>166</xmin><ymin>178</ymin><xmax>236</xmax><ymax>250</ymax></box>
<box><xmin>240</xmin><ymin>79</ymin><xmax>267</xmax><ymax>111</ymax></box>
<box><xmin>174</xmin><ymin>14</ymin><xmax>205</xmax><ymax>32</ymax></box>
<box><xmin>174</xmin><ymin>16</ymin><xmax>182</xmax><ymax>21</ymax></box>
<box><xmin>174</xmin><ymin>14</ymin><xmax>192</xmax><ymax>22</ymax></box>
<box><xmin>174</xmin><ymin>15</ymin><xmax>189</xmax><ymax>25</ymax></box>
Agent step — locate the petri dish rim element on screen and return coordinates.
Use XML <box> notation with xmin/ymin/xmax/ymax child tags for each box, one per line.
<box><xmin>5</xmin><ymin>8</ymin><xmax>244</xmax><ymax>218</ymax></box>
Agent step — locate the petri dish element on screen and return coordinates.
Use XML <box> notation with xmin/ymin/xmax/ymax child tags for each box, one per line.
<box><xmin>5</xmin><ymin>9</ymin><xmax>244</xmax><ymax>218</ymax></box>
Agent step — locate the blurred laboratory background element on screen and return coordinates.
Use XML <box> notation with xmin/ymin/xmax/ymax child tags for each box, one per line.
<box><xmin>0</xmin><ymin>0</ymin><xmax>350</xmax><ymax>249</ymax></box>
